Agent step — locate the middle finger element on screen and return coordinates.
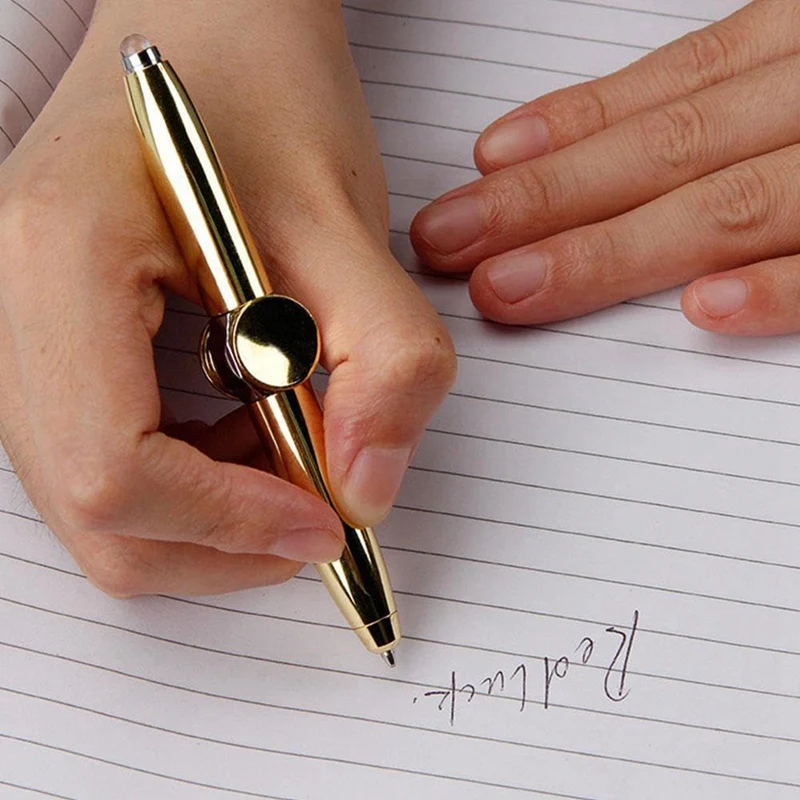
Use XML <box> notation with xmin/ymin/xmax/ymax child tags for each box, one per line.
<box><xmin>411</xmin><ymin>51</ymin><xmax>800</xmax><ymax>272</ymax></box>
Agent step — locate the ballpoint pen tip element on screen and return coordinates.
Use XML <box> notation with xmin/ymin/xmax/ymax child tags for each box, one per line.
<box><xmin>382</xmin><ymin>650</ymin><xmax>396</xmax><ymax>668</ymax></box>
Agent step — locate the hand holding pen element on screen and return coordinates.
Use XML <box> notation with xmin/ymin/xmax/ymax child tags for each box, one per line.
<box><xmin>0</xmin><ymin>2</ymin><xmax>454</xmax><ymax>605</ymax></box>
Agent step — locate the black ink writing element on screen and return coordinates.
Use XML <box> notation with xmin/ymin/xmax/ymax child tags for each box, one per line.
<box><xmin>543</xmin><ymin>655</ymin><xmax>569</xmax><ymax>710</ymax></box>
<box><xmin>481</xmin><ymin>670</ymin><xmax>505</xmax><ymax>695</ymax></box>
<box><xmin>576</xmin><ymin>637</ymin><xmax>594</xmax><ymax>664</ymax></box>
<box><xmin>510</xmin><ymin>663</ymin><xmax>528</xmax><ymax>713</ymax></box>
<box><xmin>604</xmin><ymin>609</ymin><xmax>639</xmax><ymax>702</ymax></box>
<box><xmin>413</xmin><ymin>610</ymin><xmax>640</xmax><ymax>725</ymax></box>
<box><xmin>422</xmin><ymin>670</ymin><xmax>476</xmax><ymax>726</ymax></box>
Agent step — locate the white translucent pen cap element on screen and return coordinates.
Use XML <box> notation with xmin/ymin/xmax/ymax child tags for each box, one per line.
<box><xmin>120</xmin><ymin>34</ymin><xmax>161</xmax><ymax>73</ymax></box>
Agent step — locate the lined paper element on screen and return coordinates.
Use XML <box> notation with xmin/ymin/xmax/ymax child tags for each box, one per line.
<box><xmin>4</xmin><ymin>1</ymin><xmax>799</xmax><ymax>798</ymax></box>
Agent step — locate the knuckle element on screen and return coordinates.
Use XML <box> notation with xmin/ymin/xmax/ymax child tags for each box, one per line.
<box><xmin>573</xmin><ymin>83</ymin><xmax>614</xmax><ymax>132</ymax></box>
<box><xmin>54</xmin><ymin>452</ymin><xmax>135</xmax><ymax>534</ymax></box>
<box><xmin>544</xmin><ymin>234</ymin><xmax>590</xmax><ymax>294</ymax></box>
<box><xmin>550</xmin><ymin>224</ymin><xmax>632</xmax><ymax>295</ymax></box>
<box><xmin>0</xmin><ymin>172</ymin><xmax>64</xmax><ymax>248</ymax></box>
<box><xmin>380</xmin><ymin>326</ymin><xmax>458</xmax><ymax>397</ymax></box>
<box><xmin>673</xmin><ymin>26</ymin><xmax>737</xmax><ymax>93</ymax></box>
<box><xmin>541</xmin><ymin>81</ymin><xmax>614</xmax><ymax>138</ymax></box>
<box><xmin>637</xmin><ymin>99</ymin><xmax>707</xmax><ymax>172</ymax></box>
<box><xmin>696</xmin><ymin>164</ymin><xmax>772</xmax><ymax>234</ymax></box>
<box><xmin>588</xmin><ymin>226</ymin><xmax>633</xmax><ymax>289</ymax></box>
<box><xmin>491</xmin><ymin>162</ymin><xmax>562</xmax><ymax>230</ymax></box>
<box><xmin>81</xmin><ymin>538</ymin><xmax>152</xmax><ymax>598</ymax></box>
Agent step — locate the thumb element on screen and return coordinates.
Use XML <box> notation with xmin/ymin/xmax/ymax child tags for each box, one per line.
<box><xmin>271</xmin><ymin>223</ymin><xmax>457</xmax><ymax>527</ymax></box>
<box><xmin>324</xmin><ymin>292</ymin><xmax>457</xmax><ymax>527</ymax></box>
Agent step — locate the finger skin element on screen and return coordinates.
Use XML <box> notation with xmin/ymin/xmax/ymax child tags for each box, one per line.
<box><xmin>63</xmin><ymin>411</ymin><xmax>311</xmax><ymax>597</ymax></box>
<box><xmin>475</xmin><ymin>0</ymin><xmax>800</xmax><ymax>172</ymax></box>
<box><xmin>468</xmin><ymin>145</ymin><xmax>800</xmax><ymax>326</ymax></box>
<box><xmin>64</xmin><ymin>529</ymin><xmax>302</xmax><ymax>598</ymax></box>
<box><xmin>413</xmin><ymin>52</ymin><xmax>800</xmax><ymax>275</ymax></box>
<box><xmin>164</xmin><ymin>406</ymin><xmax>263</xmax><ymax>465</ymax></box>
<box><xmin>323</xmin><ymin>297</ymin><xmax>457</xmax><ymax>526</ymax></box>
<box><xmin>683</xmin><ymin>256</ymin><xmax>800</xmax><ymax>337</ymax></box>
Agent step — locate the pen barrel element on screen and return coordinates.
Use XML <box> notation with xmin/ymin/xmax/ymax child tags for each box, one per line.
<box><xmin>249</xmin><ymin>386</ymin><xmax>400</xmax><ymax>655</ymax></box>
<box><xmin>123</xmin><ymin>46</ymin><xmax>400</xmax><ymax>658</ymax></box>
<box><xmin>124</xmin><ymin>60</ymin><xmax>270</xmax><ymax>314</ymax></box>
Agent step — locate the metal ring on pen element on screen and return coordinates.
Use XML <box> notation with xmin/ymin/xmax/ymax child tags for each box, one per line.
<box><xmin>121</xmin><ymin>35</ymin><xmax>162</xmax><ymax>74</ymax></box>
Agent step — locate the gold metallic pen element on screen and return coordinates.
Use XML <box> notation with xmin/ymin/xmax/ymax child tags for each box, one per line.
<box><xmin>120</xmin><ymin>35</ymin><xmax>399</xmax><ymax>665</ymax></box>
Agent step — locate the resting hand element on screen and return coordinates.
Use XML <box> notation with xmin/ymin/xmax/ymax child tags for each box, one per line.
<box><xmin>412</xmin><ymin>0</ymin><xmax>800</xmax><ymax>336</ymax></box>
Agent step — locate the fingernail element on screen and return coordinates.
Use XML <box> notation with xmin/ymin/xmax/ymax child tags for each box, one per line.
<box><xmin>270</xmin><ymin>529</ymin><xmax>343</xmax><ymax>564</ymax></box>
<box><xmin>693</xmin><ymin>277</ymin><xmax>748</xmax><ymax>318</ymax></box>
<box><xmin>487</xmin><ymin>251</ymin><xmax>549</xmax><ymax>303</ymax></box>
<box><xmin>343</xmin><ymin>446</ymin><xmax>412</xmax><ymax>525</ymax></box>
<box><xmin>479</xmin><ymin>115</ymin><xmax>550</xmax><ymax>167</ymax></box>
<box><xmin>416</xmin><ymin>195</ymin><xmax>485</xmax><ymax>254</ymax></box>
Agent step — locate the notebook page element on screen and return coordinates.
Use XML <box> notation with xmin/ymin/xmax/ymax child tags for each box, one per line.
<box><xmin>4</xmin><ymin>0</ymin><xmax>800</xmax><ymax>798</ymax></box>
<box><xmin>0</xmin><ymin>0</ymin><xmax>91</xmax><ymax>160</ymax></box>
